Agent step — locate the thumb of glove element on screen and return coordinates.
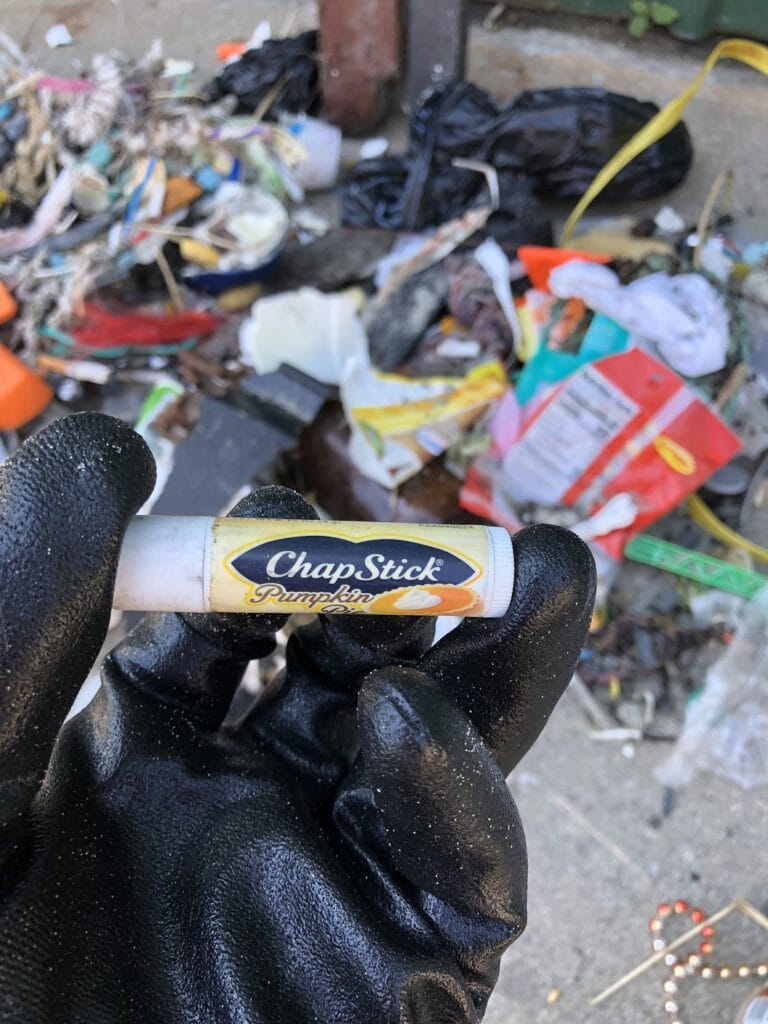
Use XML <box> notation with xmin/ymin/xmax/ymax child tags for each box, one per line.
<box><xmin>0</xmin><ymin>413</ymin><xmax>155</xmax><ymax>789</ymax></box>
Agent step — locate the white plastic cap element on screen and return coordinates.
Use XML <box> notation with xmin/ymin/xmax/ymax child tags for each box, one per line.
<box><xmin>484</xmin><ymin>526</ymin><xmax>515</xmax><ymax>618</ymax></box>
<box><xmin>114</xmin><ymin>516</ymin><xmax>211</xmax><ymax>613</ymax></box>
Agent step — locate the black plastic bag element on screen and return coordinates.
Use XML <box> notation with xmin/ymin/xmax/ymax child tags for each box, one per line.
<box><xmin>483</xmin><ymin>174</ymin><xmax>553</xmax><ymax>250</ymax></box>
<box><xmin>343</xmin><ymin>85</ymin><xmax>496</xmax><ymax>230</ymax></box>
<box><xmin>204</xmin><ymin>32</ymin><xmax>319</xmax><ymax>117</ymax></box>
<box><xmin>489</xmin><ymin>88</ymin><xmax>692</xmax><ymax>200</ymax></box>
<box><xmin>342</xmin><ymin>82</ymin><xmax>693</xmax><ymax>230</ymax></box>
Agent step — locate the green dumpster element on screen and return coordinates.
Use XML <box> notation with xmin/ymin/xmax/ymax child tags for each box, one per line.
<box><xmin>503</xmin><ymin>1</ymin><xmax>768</xmax><ymax>42</ymax></box>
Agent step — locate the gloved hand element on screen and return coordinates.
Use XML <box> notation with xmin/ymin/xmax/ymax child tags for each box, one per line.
<box><xmin>0</xmin><ymin>413</ymin><xmax>595</xmax><ymax>1024</ymax></box>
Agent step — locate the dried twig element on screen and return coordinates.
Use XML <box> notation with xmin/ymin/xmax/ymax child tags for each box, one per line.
<box><xmin>483</xmin><ymin>3</ymin><xmax>506</xmax><ymax>31</ymax></box>
<box><xmin>714</xmin><ymin>361</ymin><xmax>747</xmax><ymax>412</ymax></box>
<box><xmin>545</xmin><ymin>790</ymin><xmax>648</xmax><ymax>879</ymax></box>
<box><xmin>693</xmin><ymin>169</ymin><xmax>733</xmax><ymax>270</ymax></box>
<box><xmin>155</xmin><ymin>247</ymin><xmax>184</xmax><ymax>311</ymax></box>
<box><xmin>568</xmin><ymin>672</ymin><xmax>614</xmax><ymax>730</ymax></box>
<box><xmin>142</xmin><ymin>224</ymin><xmax>241</xmax><ymax>252</ymax></box>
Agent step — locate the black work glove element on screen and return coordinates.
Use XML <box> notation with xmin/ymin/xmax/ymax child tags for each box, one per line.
<box><xmin>0</xmin><ymin>413</ymin><xmax>595</xmax><ymax>1024</ymax></box>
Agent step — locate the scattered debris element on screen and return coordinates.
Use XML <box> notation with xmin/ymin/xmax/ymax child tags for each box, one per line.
<box><xmin>462</xmin><ymin>347</ymin><xmax>740</xmax><ymax>557</ymax></box>
<box><xmin>549</xmin><ymin>261</ymin><xmax>731</xmax><ymax>378</ymax></box>
<box><xmin>0</xmin><ymin>27</ymin><xmax>765</xmax><ymax>767</ymax></box>
<box><xmin>656</xmin><ymin>589</ymin><xmax>768</xmax><ymax>789</ymax></box>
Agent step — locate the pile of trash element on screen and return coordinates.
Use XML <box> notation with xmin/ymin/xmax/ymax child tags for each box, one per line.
<box><xmin>0</xmin><ymin>28</ymin><xmax>331</xmax><ymax>366</ymax></box>
<box><xmin>2</xmin><ymin>29</ymin><xmax>768</xmax><ymax>789</ymax></box>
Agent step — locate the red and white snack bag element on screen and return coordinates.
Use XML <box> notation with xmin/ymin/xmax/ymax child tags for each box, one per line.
<box><xmin>461</xmin><ymin>347</ymin><xmax>741</xmax><ymax>558</ymax></box>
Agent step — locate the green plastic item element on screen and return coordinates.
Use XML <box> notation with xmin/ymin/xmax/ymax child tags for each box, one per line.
<box><xmin>504</xmin><ymin>1</ymin><xmax>768</xmax><ymax>42</ymax></box>
<box><xmin>134</xmin><ymin>378</ymin><xmax>185</xmax><ymax>432</ymax></box>
<box><xmin>625</xmin><ymin>534</ymin><xmax>767</xmax><ymax>599</ymax></box>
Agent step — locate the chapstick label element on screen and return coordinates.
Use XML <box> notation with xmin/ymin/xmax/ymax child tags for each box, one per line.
<box><xmin>210</xmin><ymin>521</ymin><xmax>489</xmax><ymax>615</ymax></box>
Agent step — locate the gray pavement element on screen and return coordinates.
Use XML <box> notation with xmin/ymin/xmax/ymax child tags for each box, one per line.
<box><xmin>486</xmin><ymin>691</ymin><xmax>768</xmax><ymax>1023</ymax></box>
<box><xmin>2</xmin><ymin>2</ymin><xmax>767</xmax><ymax>1020</ymax></box>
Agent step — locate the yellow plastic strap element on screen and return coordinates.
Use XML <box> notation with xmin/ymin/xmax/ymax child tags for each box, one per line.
<box><xmin>561</xmin><ymin>39</ymin><xmax>768</xmax><ymax>246</ymax></box>
<box><xmin>687</xmin><ymin>493</ymin><xmax>768</xmax><ymax>564</ymax></box>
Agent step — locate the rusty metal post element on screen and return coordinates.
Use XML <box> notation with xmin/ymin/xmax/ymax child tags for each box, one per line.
<box><xmin>407</xmin><ymin>0</ymin><xmax>467</xmax><ymax>109</ymax></box>
<box><xmin>318</xmin><ymin>0</ymin><xmax>401</xmax><ymax>135</ymax></box>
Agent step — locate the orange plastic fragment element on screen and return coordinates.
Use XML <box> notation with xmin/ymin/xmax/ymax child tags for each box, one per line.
<box><xmin>0</xmin><ymin>281</ymin><xmax>18</xmax><ymax>324</ymax></box>
<box><xmin>162</xmin><ymin>176</ymin><xmax>204</xmax><ymax>215</ymax></box>
<box><xmin>0</xmin><ymin>345</ymin><xmax>53</xmax><ymax>429</ymax></box>
<box><xmin>517</xmin><ymin>245</ymin><xmax>612</xmax><ymax>292</ymax></box>
<box><xmin>216</xmin><ymin>42</ymin><xmax>247</xmax><ymax>62</ymax></box>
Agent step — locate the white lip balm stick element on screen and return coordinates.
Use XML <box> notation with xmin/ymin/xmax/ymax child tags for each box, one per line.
<box><xmin>113</xmin><ymin>517</ymin><xmax>514</xmax><ymax>617</ymax></box>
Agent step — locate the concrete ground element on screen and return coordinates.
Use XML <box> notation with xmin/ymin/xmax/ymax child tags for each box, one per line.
<box><xmin>2</xmin><ymin>2</ymin><xmax>767</xmax><ymax>1020</ymax></box>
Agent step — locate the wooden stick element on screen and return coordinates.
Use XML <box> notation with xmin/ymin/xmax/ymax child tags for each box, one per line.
<box><xmin>3</xmin><ymin>74</ymin><xmax>41</xmax><ymax>100</ymax></box>
<box><xmin>155</xmin><ymin>247</ymin><xmax>184</xmax><ymax>312</ymax></box>
<box><xmin>590</xmin><ymin>902</ymin><xmax>738</xmax><ymax>1006</ymax></box>
<box><xmin>714</xmin><ymin>361</ymin><xmax>747</xmax><ymax>412</ymax></box>
<box><xmin>693</xmin><ymin>168</ymin><xmax>733</xmax><ymax>270</ymax></box>
<box><xmin>143</xmin><ymin>225</ymin><xmax>241</xmax><ymax>252</ymax></box>
<box><xmin>254</xmin><ymin>73</ymin><xmax>288</xmax><ymax>122</ymax></box>
<box><xmin>736</xmin><ymin>898</ymin><xmax>768</xmax><ymax>933</ymax></box>
<box><xmin>568</xmin><ymin>672</ymin><xmax>614</xmax><ymax>729</ymax></box>
<box><xmin>483</xmin><ymin>2</ymin><xmax>506</xmax><ymax>30</ymax></box>
<box><xmin>546</xmin><ymin>789</ymin><xmax>647</xmax><ymax>879</ymax></box>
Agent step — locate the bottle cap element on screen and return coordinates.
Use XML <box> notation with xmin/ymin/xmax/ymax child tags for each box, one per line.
<box><xmin>0</xmin><ymin>345</ymin><xmax>53</xmax><ymax>430</ymax></box>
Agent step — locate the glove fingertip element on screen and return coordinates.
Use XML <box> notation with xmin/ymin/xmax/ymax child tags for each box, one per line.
<box><xmin>229</xmin><ymin>485</ymin><xmax>318</xmax><ymax>522</ymax></box>
<box><xmin>421</xmin><ymin>524</ymin><xmax>595</xmax><ymax>774</ymax></box>
<box><xmin>511</xmin><ymin>523</ymin><xmax>597</xmax><ymax>621</ymax></box>
<box><xmin>352</xmin><ymin>667</ymin><xmax>526</xmax><ymax>919</ymax></box>
<box><xmin>1</xmin><ymin>412</ymin><xmax>156</xmax><ymax>518</ymax></box>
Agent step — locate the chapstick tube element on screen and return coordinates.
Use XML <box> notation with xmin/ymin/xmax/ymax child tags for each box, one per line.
<box><xmin>114</xmin><ymin>517</ymin><xmax>514</xmax><ymax>617</ymax></box>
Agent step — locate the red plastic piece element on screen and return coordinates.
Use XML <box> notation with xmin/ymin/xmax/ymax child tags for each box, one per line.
<box><xmin>216</xmin><ymin>42</ymin><xmax>247</xmax><ymax>62</ymax></box>
<box><xmin>70</xmin><ymin>303</ymin><xmax>222</xmax><ymax>348</ymax></box>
